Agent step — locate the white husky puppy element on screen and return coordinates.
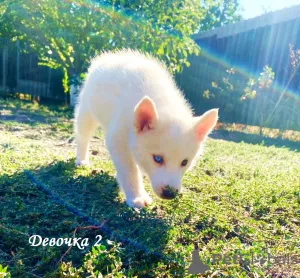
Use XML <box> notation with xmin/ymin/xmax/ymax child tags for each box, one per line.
<box><xmin>75</xmin><ymin>49</ymin><xmax>218</xmax><ymax>208</ymax></box>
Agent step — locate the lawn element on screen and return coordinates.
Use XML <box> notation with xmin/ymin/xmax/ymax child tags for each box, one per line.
<box><xmin>0</xmin><ymin>98</ymin><xmax>299</xmax><ymax>277</ymax></box>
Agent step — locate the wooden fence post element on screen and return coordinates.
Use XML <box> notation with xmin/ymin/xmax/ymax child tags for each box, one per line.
<box><xmin>2</xmin><ymin>45</ymin><xmax>8</xmax><ymax>92</ymax></box>
<box><xmin>16</xmin><ymin>40</ymin><xmax>20</xmax><ymax>89</ymax></box>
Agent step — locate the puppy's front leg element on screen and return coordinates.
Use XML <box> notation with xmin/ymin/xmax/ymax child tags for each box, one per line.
<box><xmin>106</xmin><ymin>133</ymin><xmax>152</xmax><ymax>208</ymax></box>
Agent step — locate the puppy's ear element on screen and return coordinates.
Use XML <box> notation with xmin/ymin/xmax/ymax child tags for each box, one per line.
<box><xmin>134</xmin><ymin>96</ymin><xmax>158</xmax><ymax>133</ymax></box>
<box><xmin>194</xmin><ymin>109</ymin><xmax>219</xmax><ymax>141</ymax></box>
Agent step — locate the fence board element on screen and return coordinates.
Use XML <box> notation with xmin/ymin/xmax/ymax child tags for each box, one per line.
<box><xmin>0</xmin><ymin>39</ymin><xmax>64</xmax><ymax>100</ymax></box>
<box><xmin>178</xmin><ymin>6</ymin><xmax>300</xmax><ymax>131</ymax></box>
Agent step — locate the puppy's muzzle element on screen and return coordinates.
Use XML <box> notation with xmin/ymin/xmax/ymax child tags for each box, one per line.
<box><xmin>161</xmin><ymin>186</ymin><xmax>178</xmax><ymax>200</ymax></box>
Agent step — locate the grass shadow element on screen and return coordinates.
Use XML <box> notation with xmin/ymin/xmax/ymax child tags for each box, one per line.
<box><xmin>211</xmin><ymin>130</ymin><xmax>300</xmax><ymax>152</ymax></box>
<box><xmin>0</xmin><ymin>97</ymin><xmax>73</xmax><ymax>125</ymax></box>
<box><xmin>0</xmin><ymin>159</ymin><xmax>173</xmax><ymax>277</ymax></box>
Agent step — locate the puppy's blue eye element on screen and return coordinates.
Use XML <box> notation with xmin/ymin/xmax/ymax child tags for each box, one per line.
<box><xmin>181</xmin><ymin>159</ymin><xmax>188</xmax><ymax>167</ymax></box>
<box><xmin>153</xmin><ymin>155</ymin><xmax>164</xmax><ymax>164</ymax></box>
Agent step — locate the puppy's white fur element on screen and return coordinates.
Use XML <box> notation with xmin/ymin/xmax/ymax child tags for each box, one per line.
<box><xmin>75</xmin><ymin>49</ymin><xmax>218</xmax><ymax>208</ymax></box>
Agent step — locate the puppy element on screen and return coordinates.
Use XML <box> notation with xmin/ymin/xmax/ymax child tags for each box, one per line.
<box><xmin>75</xmin><ymin>49</ymin><xmax>218</xmax><ymax>208</ymax></box>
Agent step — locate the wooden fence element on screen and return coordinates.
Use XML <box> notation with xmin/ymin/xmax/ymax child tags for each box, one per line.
<box><xmin>0</xmin><ymin>39</ymin><xmax>64</xmax><ymax>100</ymax></box>
<box><xmin>177</xmin><ymin>5</ymin><xmax>300</xmax><ymax>131</ymax></box>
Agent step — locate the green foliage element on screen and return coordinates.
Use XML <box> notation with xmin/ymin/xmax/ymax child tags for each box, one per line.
<box><xmin>202</xmin><ymin>62</ymin><xmax>300</xmax><ymax>131</ymax></box>
<box><xmin>0</xmin><ymin>265</ymin><xmax>11</xmax><ymax>278</ymax></box>
<box><xmin>241</xmin><ymin>65</ymin><xmax>275</xmax><ymax>101</ymax></box>
<box><xmin>0</xmin><ymin>0</ymin><xmax>201</xmax><ymax>92</ymax></box>
<box><xmin>60</xmin><ymin>242</ymin><xmax>124</xmax><ymax>277</ymax></box>
<box><xmin>203</xmin><ymin>67</ymin><xmax>237</xmax><ymax>102</ymax></box>
<box><xmin>199</xmin><ymin>0</ymin><xmax>242</xmax><ymax>32</ymax></box>
<box><xmin>289</xmin><ymin>44</ymin><xmax>300</xmax><ymax>70</ymax></box>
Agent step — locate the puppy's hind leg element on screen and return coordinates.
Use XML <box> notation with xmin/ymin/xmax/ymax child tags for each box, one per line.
<box><xmin>75</xmin><ymin>108</ymin><xmax>99</xmax><ymax>166</ymax></box>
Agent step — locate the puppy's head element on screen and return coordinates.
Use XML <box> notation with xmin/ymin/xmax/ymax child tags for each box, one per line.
<box><xmin>130</xmin><ymin>96</ymin><xmax>218</xmax><ymax>200</ymax></box>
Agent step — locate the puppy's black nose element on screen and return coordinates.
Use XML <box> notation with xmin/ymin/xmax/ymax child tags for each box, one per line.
<box><xmin>161</xmin><ymin>186</ymin><xmax>177</xmax><ymax>199</ymax></box>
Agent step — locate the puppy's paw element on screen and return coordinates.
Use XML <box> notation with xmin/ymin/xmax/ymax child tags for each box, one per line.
<box><xmin>126</xmin><ymin>194</ymin><xmax>152</xmax><ymax>208</ymax></box>
<box><xmin>75</xmin><ymin>159</ymin><xmax>90</xmax><ymax>167</ymax></box>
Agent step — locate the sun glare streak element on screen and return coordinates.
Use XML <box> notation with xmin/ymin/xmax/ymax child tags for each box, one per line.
<box><xmin>197</xmin><ymin>43</ymin><xmax>300</xmax><ymax>103</ymax></box>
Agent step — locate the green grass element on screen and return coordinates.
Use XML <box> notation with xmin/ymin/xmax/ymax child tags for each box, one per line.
<box><xmin>0</xmin><ymin>98</ymin><xmax>299</xmax><ymax>277</ymax></box>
